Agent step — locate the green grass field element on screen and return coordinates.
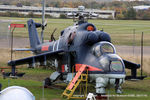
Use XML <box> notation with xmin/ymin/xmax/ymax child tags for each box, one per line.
<box><xmin>0</xmin><ymin>68</ymin><xmax>150</xmax><ymax>100</ymax></box>
<box><xmin>1</xmin><ymin>17</ymin><xmax>150</xmax><ymax>46</ymax></box>
<box><xmin>0</xmin><ymin>68</ymin><xmax>67</xmax><ymax>100</ymax></box>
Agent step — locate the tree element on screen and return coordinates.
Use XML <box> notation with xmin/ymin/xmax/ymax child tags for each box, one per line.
<box><xmin>59</xmin><ymin>14</ymin><xmax>67</xmax><ymax>19</ymax></box>
<box><xmin>136</xmin><ymin>8</ymin><xmax>150</xmax><ymax>20</ymax></box>
<box><xmin>21</xmin><ymin>1</ymin><xmax>31</xmax><ymax>6</ymax></box>
<box><xmin>50</xmin><ymin>1</ymin><xmax>61</xmax><ymax>8</ymax></box>
<box><xmin>16</xmin><ymin>3</ymin><xmax>23</xmax><ymax>7</ymax></box>
<box><xmin>124</xmin><ymin>7</ymin><xmax>136</xmax><ymax>20</ymax></box>
<box><xmin>116</xmin><ymin>14</ymin><xmax>125</xmax><ymax>20</ymax></box>
<box><xmin>3</xmin><ymin>2</ymin><xmax>10</xmax><ymax>5</ymax></box>
<box><xmin>142</xmin><ymin>13</ymin><xmax>150</xmax><ymax>20</ymax></box>
<box><xmin>28</xmin><ymin>12</ymin><xmax>34</xmax><ymax>18</ymax></box>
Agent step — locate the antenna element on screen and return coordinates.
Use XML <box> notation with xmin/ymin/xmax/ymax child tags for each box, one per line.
<box><xmin>10</xmin><ymin>26</ymin><xmax>16</xmax><ymax>61</ymax></box>
<box><xmin>132</xmin><ymin>29</ymin><xmax>135</xmax><ymax>57</ymax></box>
<box><xmin>10</xmin><ymin>26</ymin><xmax>16</xmax><ymax>77</ymax></box>
<box><xmin>140</xmin><ymin>32</ymin><xmax>144</xmax><ymax>78</ymax></box>
<box><xmin>41</xmin><ymin>0</ymin><xmax>45</xmax><ymax>43</ymax></box>
<box><xmin>9</xmin><ymin>24</ymin><xmax>26</xmax><ymax>77</ymax></box>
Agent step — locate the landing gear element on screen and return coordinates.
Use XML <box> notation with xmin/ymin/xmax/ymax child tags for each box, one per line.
<box><xmin>96</xmin><ymin>77</ymin><xmax>106</xmax><ymax>95</ymax></box>
<box><xmin>115</xmin><ymin>85</ymin><xmax>123</xmax><ymax>94</ymax></box>
<box><xmin>44</xmin><ymin>71</ymin><xmax>61</xmax><ymax>88</ymax></box>
<box><xmin>96</xmin><ymin>78</ymin><xmax>124</xmax><ymax>95</ymax></box>
<box><xmin>115</xmin><ymin>79</ymin><xmax>123</xmax><ymax>94</ymax></box>
<box><xmin>44</xmin><ymin>77</ymin><xmax>51</xmax><ymax>88</ymax></box>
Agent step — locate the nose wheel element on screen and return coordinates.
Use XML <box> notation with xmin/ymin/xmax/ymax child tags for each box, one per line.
<box><xmin>44</xmin><ymin>77</ymin><xmax>51</xmax><ymax>88</ymax></box>
<box><xmin>96</xmin><ymin>77</ymin><xmax>124</xmax><ymax>95</ymax></box>
<box><xmin>96</xmin><ymin>77</ymin><xmax>106</xmax><ymax>95</ymax></box>
<box><xmin>115</xmin><ymin>79</ymin><xmax>123</xmax><ymax>94</ymax></box>
<box><xmin>116</xmin><ymin>86</ymin><xmax>122</xmax><ymax>94</ymax></box>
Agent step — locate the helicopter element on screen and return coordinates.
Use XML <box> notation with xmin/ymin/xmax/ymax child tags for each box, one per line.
<box><xmin>7</xmin><ymin>6</ymin><xmax>144</xmax><ymax>95</ymax></box>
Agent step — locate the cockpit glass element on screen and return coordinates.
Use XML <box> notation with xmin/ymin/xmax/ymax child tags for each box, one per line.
<box><xmin>93</xmin><ymin>42</ymin><xmax>116</xmax><ymax>57</ymax></box>
<box><xmin>101</xmin><ymin>44</ymin><xmax>114</xmax><ymax>54</ymax></box>
<box><xmin>111</xmin><ymin>61</ymin><xmax>123</xmax><ymax>72</ymax></box>
<box><xmin>94</xmin><ymin>45</ymin><xmax>101</xmax><ymax>57</ymax></box>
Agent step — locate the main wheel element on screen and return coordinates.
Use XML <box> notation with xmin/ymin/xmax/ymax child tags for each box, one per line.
<box><xmin>44</xmin><ymin>77</ymin><xmax>51</xmax><ymax>88</ymax></box>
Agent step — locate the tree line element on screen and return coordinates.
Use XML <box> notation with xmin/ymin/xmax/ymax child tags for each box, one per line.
<box><xmin>116</xmin><ymin>7</ymin><xmax>150</xmax><ymax>20</ymax></box>
<box><xmin>0</xmin><ymin>1</ymin><xmax>150</xmax><ymax>20</ymax></box>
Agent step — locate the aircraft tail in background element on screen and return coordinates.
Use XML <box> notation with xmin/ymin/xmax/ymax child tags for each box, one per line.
<box><xmin>27</xmin><ymin>19</ymin><xmax>41</xmax><ymax>50</ymax></box>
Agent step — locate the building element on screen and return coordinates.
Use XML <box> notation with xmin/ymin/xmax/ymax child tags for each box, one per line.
<box><xmin>0</xmin><ymin>5</ymin><xmax>116</xmax><ymax>19</ymax></box>
<box><xmin>133</xmin><ymin>5</ymin><xmax>150</xmax><ymax>11</ymax></box>
<box><xmin>116</xmin><ymin>0</ymin><xmax>144</xmax><ymax>1</ymax></box>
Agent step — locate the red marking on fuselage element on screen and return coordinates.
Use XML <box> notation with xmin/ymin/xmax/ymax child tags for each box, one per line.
<box><xmin>75</xmin><ymin>64</ymin><xmax>102</xmax><ymax>72</ymax></box>
<box><xmin>10</xmin><ymin>24</ymin><xmax>26</xmax><ymax>28</ymax></box>
<box><xmin>61</xmin><ymin>65</ymin><xmax>65</xmax><ymax>72</ymax></box>
<box><xmin>41</xmin><ymin>45</ymin><xmax>49</xmax><ymax>51</ymax></box>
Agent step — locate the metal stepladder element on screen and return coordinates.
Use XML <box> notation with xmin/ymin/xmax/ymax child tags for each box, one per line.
<box><xmin>61</xmin><ymin>64</ymin><xmax>88</xmax><ymax>100</ymax></box>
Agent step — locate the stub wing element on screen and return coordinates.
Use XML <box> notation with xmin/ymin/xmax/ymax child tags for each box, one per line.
<box><xmin>123</xmin><ymin>60</ymin><xmax>140</xmax><ymax>69</ymax></box>
<box><xmin>123</xmin><ymin>59</ymin><xmax>146</xmax><ymax>80</ymax></box>
<box><xmin>8</xmin><ymin>50</ymin><xmax>64</xmax><ymax>66</ymax></box>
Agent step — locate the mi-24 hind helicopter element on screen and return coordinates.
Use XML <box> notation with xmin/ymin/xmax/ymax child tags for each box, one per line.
<box><xmin>8</xmin><ymin>6</ymin><xmax>144</xmax><ymax>95</ymax></box>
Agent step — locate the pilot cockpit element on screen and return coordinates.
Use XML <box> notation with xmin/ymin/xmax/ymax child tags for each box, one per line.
<box><xmin>92</xmin><ymin>41</ymin><xmax>116</xmax><ymax>57</ymax></box>
<box><xmin>92</xmin><ymin>41</ymin><xmax>124</xmax><ymax>72</ymax></box>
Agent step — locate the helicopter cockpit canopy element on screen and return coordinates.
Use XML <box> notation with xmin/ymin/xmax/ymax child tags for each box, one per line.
<box><xmin>92</xmin><ymin>41</ymin><xmax>116</xmax><ymax>57</ymax></box>
<box><xmin>92</xmin><ymin>42</ymin><xmax>124</xmax><ymax>72</ymax></box>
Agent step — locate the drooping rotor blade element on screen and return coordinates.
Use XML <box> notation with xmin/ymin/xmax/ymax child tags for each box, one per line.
<box><xmin>41</xmin><ymin>0</ymin><xmax>45</xmax><ymax>43</ymax></box>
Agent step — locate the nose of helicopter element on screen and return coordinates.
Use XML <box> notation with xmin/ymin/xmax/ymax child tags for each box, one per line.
<box><xmin>95</xmin><ymin>75</ymin><xmax>125</xmax><ymax>94</ymax></box>
<box><xmin>90</xmin><ymin>41</ymin><xmax>126</xmax><ymax>94</ymax></box>
<box><xmin>95</xmin><ymin>53</ymin><xmax>126</xmax><ymax>94</ymax></box>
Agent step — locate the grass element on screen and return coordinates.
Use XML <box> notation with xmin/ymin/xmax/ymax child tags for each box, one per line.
<box><xmin>0</xmin><ymin>71</ymin><xmax>150</xmax><ymax>100</ymax></box>
<box><xmin>0</xmin><ymin>77</ymin><xmax>66</xmax><ymax>100</ymax></box>
<box><xmin>0</xmin><ymin>17</ymin><xmax>150</xmax><ymax>46</ymax></box>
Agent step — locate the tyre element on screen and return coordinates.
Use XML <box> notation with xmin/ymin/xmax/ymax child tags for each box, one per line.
<box><xmin>44</xmin><ymin>77</ymin><xmax>51</xmax><ymax>88</ymax></box>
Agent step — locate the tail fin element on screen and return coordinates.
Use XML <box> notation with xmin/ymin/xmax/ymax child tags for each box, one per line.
<box><xmin>27</xmin><ymin>19</ymin><xmax>41</xmax><ymax>49</ymax></box>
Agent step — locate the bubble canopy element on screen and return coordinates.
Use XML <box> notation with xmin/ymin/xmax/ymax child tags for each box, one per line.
<box><xmin>92</xmin><ymin>41</ymin><xmax>116</xmax><ymax>57</ymax></box>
